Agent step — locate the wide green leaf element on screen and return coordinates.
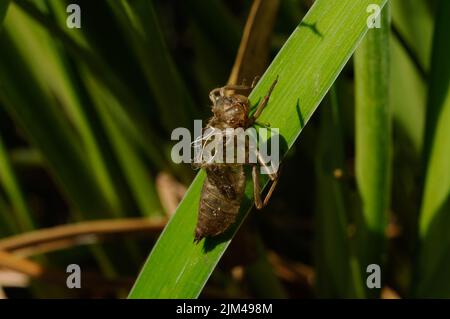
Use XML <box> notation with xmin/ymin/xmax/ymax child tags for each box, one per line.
<box><xmin>354</xmin><ymin>2</ymin><xmax>391</xmax><ymax>297</ymax></box>
<box><xmin>129</xmin><ymin>0</ymin><xmax>387</xmax><ymax>298</ymax></box>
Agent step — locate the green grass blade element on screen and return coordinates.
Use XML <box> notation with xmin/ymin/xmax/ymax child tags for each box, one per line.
<box><xmin>389</xmin><ymin>33</ymin><xmax>426</xmax><ymax>263</ymax></box>
<box><xmin>129</xmin><ymin>0</ymin><xmax>387</xmax><ymax>298</ymax></box>
<box><xmin>0</xmin><ymin>4</ymin><xmax>110</xmax><ymax>215</ymax></box>
<box><xmin>0</xmin><ymin>4</ymin><xmax>125</xmax><ymax>275</ymax></box>
<box><xmin>11</xmin><ymin>2</ymin><xmax>128</xmax><ymax>216</ymax></box>
<box><xmin>107</xmin><ymin>0</ymin><xmax>195</xmax><ymax>131</ymax></box>
<box><xmin>390</xmin><ymin>35</ymin><xmax>426</xmax><ymax>155</ymax></box>
<box><xmin>315</xmin><ymin>86</ymin><xmax>363</xmax><ymax>298</ymax></box>
<box><xmin>0</xmin><ymin>134</ymin><xmax>35</xmax><ymax>231</ymax></box>
<box><xmin>415</xmin><ymin>0</ymin><xmax>450</xmax><ymax>297</ymax></box>
<box><xmin>13</xmin><ymin>0</ymin><xmax>168</xmax><ymax>169</ymax></box>
<box><xmin>354</xmin><ymin>2</ymin><xmax>391</xmax><ymax>296</ymax></box>
<box><xmin>83</xmin><ymin>72</ymin><xmax>162</xmax><ymax>217</ymax></box>
<box><xmin>44</xmin><ymin>0</ymin><xmax>177</xmax><ymax>178</ymax></box>
<box><xmin>391</xmin><ymin>0</ymin><xmax>434</xmax><ymax>74</ymax></box>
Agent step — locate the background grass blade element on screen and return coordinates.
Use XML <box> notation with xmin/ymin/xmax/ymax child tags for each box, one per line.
<box><xmin>0</xmin><ymin>134</ymin><xmax>35</xmax><ymax>231</ymax></box>
<box><xmin>414</xmin><ymin>0</ymin><xmax>450</xmax><ymax>297</ymax></box>
<box><xmin>0</xmin><ymin>2</ymin><xmax>138</xmax><ymax>277</ymax></box>
<box><xmin>391</xmin><ymin>0</ymin><xmax>433</xmax><ymax>75</ymax></box>
<box><xmin>314</xmin><ymin>86</ymin><xmax>363</xmax><ymax>298</ymax></box>
<box><xmin>8</xmin><ymin>2</ymin><xmax>129</xmax><ymax>217</ymax></box>
<box><xmin>13</xmin><ymin>0</ymin><xmax>169</xmax><ymax>168</ymax></box>
<box><xmin>389</xmin><ymin>30</ymin><xmax>427</xmax><ymax>291</ymax></box>
<box><xmin>129</xmin><ymin>0</ymin><xmax>387</xmax><ymax>299</ymax></box>
<box><xmin>0</xmin><ymin>3</ymin><xmax>110</xmax><ymax>216</ymax></box>
<box><xmin>107</xmin><ymin>0</ymin><xmax>195</xmax><ymax>131</ymax></box>
<box><xmin>83</xmin><ymin>73</ymin><xmax>162</xmax><ymax>217</ymax></box>
<box><xmin>388</xmin><ymin>33</ymin><xmax>427</xmax><ymax>290</ymax></box>
<box><xmin>354</xmin><ymin>3</ymin><xmax>391</xmax><ymax>297</ymax></box>
<box><xmin>390</xmin><ymin>35</ymin><xmax>426</xmax><ymax>156</ymax></box>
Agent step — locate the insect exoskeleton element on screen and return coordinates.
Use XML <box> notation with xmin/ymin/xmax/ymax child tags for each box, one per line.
<box><xmin>194</xmin><ymin>77</ymin><xmax>279</xmax><ymax>244</ymax></box>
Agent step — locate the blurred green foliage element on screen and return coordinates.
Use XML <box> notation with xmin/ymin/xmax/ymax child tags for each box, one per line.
<box><xmin>0</xmin><ymin>0</ymin><xmax>449</xmax><ymax>299</ymax></box>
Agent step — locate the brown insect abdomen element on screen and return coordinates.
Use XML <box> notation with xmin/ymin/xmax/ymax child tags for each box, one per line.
<box><xmin>194</xmin><ymin>165</ymin><xmax>245</xmax><ymax>243</ymax></box>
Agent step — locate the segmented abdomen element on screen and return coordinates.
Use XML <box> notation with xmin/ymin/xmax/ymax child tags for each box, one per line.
<box><xmin>195</xmin><ymin>165</ymin><xmax>246</xmax><ymax>242</ymax></box>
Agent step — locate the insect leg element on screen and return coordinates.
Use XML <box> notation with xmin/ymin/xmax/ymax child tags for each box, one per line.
<box><xmin>256</xmin><ymin>151</ymin><xmax>278</xmax><ymax>181</ymax></box>
<box><xmin>251</xmin><ymin>76</ymin><xmax>260</xmax><ymax>88</ymax></box>
<box><xmin>253</xmin><ymin>148</ymin><xmax>280</xmax><ymax>208</ymax></box>
<box><xmin>209</xmin><ymin>88</ymin><xmax>221</xmax><ymax>103</ymax></box>
<box><xmin>250</xmin><ymin>76</ymin><xmax>279</xmax><ymax>121</ymax></box>
<box><xmin>252</xmin><ymin>165</ymin><xmax>279</xmax><ymax>209</ymax></box>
